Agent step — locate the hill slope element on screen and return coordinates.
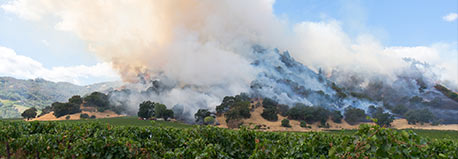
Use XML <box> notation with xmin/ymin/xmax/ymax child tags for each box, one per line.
<box><xmin>0</xmin><ymin>77</ymin><xmax>121</xmax><ymax>118</ymax></box>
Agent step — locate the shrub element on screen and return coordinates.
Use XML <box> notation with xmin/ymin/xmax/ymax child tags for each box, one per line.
<box><xmin>80</xmin><ymin>113</ymin><xmax>89</xmax><ymax>119</ymax></box>
<box><xmin>281</xmin><ymin>119</ymin><xmax>291</xmax><ymax>127</ymax></box>
<box><xmin>90</xmin><ymin>115</ymin><xmax>96</xmax><ymax>119</ymax></box>
<box><xmin>65</xmin><ymin>116</ymin><xmax>70</xmax><ymax>120</ymax></box>
<box><xmin>300</xmin><ymin>121</ymin><xmax>307</xmax><ymax>128</ymax></box>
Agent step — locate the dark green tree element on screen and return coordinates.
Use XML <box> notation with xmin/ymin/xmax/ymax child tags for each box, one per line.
<box><xmin>372</xmin><ymin>107</ymin><xmax>394</xmax><ymax>127</ymax></box>
<box><xmin>52</xmin><ymin>102</ymin><xmax>81</xmax><ymax>118</ymax></box>
<box><xmin>195</xmin><ymin>109</ymin><xmax>212</xmax><ymax>124</ymax></box>
<box><xmin>84</xmin><ymin>92</ymin><xmax>109</xmax><ymax>112</ymax></box>
<box><xmin>154</xmin><ymin>103</ymin><xmax>174</xmax><ymax>121</ymax></box>
<box><xmin>68</xmin><ymin>95</ymin><xmax>83</xmax><ymax>105</ymax></box>
<box><xmin>21</xmin><ymin>107</ymin><xmax>37</xmax><ymax>120</ymax></box>
<box><xmin>344</xmin><ymin>107</ymin><xmax>367</xmax><ymax>125</ymax></box>
<box><xmin>137</xmin><ymin>101</ymin><xmax>155</xmax><ymax>119</ymax></box>
<box><xmin>405</xmin><ymin>108</ymin><xmax>435</xmax><ymax>124</ymax></box>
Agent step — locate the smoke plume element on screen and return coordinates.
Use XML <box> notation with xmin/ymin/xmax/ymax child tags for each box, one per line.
<box><xmin>2</xmin><ymin>0</ymin><xmax>456</xmax><ymax>121</ymax></box>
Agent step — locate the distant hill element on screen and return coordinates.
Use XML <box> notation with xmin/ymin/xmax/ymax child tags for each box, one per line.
<box><xmin>0</xmin><ymin>77</ymin><xmax>122</xmax><ymax>118</ymax></box>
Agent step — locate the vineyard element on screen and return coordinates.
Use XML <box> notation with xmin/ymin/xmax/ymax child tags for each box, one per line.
<box><xmin>0</xmin><ymin>121</ymin><xmax>456</xmax><ymax>158</ymax></box>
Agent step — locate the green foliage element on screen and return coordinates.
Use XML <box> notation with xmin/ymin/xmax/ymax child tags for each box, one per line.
<box><xmin>391</xmin><ymin>104</ymin><xmax>408</xmax><ymax>115</ymax></box>
<box><xmin>262</xmin><ymin>98</ymin><xmax>278</xmax><ymax>108</ymax></box>
<box><xmin>277</xmin><ymin>104</ymin><xmax>289</xmax><ymax>116</ymax></box>
<box><xmin>435</xmin><ymin>84</ymin><xmax>458</xmax><ymax>102</ymax></box>
<box><xmin>215</xmin><ymin>93</ymin><xmax>250</xmax><ymax>114</ymax></box>
<box><xmin>261</xmin><ymin>107</ymin><xmax>278</xmax><ymax>121</ymax></box>
<box><xmin>21</xmin><ymin>107</ymin><xmax>37</xmax><ymax>120</ymax></box>
<box><xmin>281</xmin><ymin>119</ymin><xmax>291</xmax><ymax>127</ymax></box>
<box><xmin>52</xmin><ymin>102</ymin><xmax>81</xmax><ymax>118</ymax></box>
<box><xmin>329</xmin><ymin>110</ymin><xmax>343</xmax><ymax>123</ymax></box>
<box><xmin>83</xmin><ymin>92</ymin><xmax>109</xmax><ymax>112</ymax></box>
<box><xmin>372</xmin><ymin>107</ymin><xmax>394</xmax><ymax>127</ymax></box>
<box><xmin>300</xmin><ymin>121</ymin><xmax>308</xmax><ymax>128</ymax></box>
<box><xmin>194</xmin><ymin>109</ymin><xmax>212</xmax><ymax>124</ymax></box>
<box><xmin>80</xmin><ymin>113</ymin><xmax>90</xmax><ymax>119</ymax></box>
<box><xmin>344</xmin><ymin>107</ymin><xmax>367</xmax><ymax>125</ymax></box>
<box><xmin>287</xmin><ymin>104</ymin><xmax>329</xmax><ymax>124</ymax></box>
<box><xmin>90</xmin><ymin>115</ymin><xmax>96</xmax><ymax>119</ymax></box>
<box><xmin>65</xmin><ymin>116</ymin><xmax>70</xmax><ymax>120</ymax></box>
<box><xmin>204</xmin><ymin>116</ymin><xmax>215</xmax><ymax>125</ymax></box>
<box><xmin>68</xmin><ymin>95</ymin><xmax>83</xmax><ymax>105</ymax></box>
<box><xmin>137</xmin><ymin>101</ymin><xmax>155</xmax><ymax>119</ymax></box>
<box><xmin>154</xmin><ymin>103</ymin><xmax>174</xmax><ymax>121</ymax></box>
<box><xmin>224</xmin><ymin>101</ymin><xmax>251</xmax><ymax>123</ymax></box>
<box><xmin>405</xmin><ymin>109</ymin><xmax>435</xmax><ymax>124</ymax></box>
<box><xmin>331</xmin><ymin>82</ymin><xmax>347</xmax><ymax>98</ymax></box>
<box><xmin>0</xmin><ymin>121</ymin><xmax>455</xmax><ymax>158</ymax></box>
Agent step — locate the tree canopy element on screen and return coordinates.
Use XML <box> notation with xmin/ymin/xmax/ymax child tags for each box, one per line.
<box><xmin>21</xmin><ymin>107</ymin><xmax>37</xmax><ymax>120</ymax></box>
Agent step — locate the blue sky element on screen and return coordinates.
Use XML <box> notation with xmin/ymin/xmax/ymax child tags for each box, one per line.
<box><xmin>0</xmin><ymin>0</ymin><xmax>456</xmax><ymax>85</ymax></box>
<box><xmin>274</xmin><ymin>0</ymin><xmax>458</xmax><ymax>46</ymax></box>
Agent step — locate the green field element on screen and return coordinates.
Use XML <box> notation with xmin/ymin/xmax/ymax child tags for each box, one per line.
<box><xmin>1</xmin><ymin>121</ymin><xmax>456</xmax><ymax>158</ymax></box>
<box><xmin>3</xmin><ymin>116</ymin><xmax>457</xmax><ymax>141</ymax></box>
<box><xmin>326</xmin><ymin>129</ymin><xmax>458</xmax><ymax>141</ymax></box>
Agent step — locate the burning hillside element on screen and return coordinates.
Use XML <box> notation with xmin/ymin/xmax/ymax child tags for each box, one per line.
<box><xmin>3</xmin><ymin>0</ymin><xmax>456</xmax><ymax>123</ymax></box>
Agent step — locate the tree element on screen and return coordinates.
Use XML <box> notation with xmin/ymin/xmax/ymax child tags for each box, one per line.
<box><xmin>405</xmin><ymin>108</ymin><xmax>435</xmax><ymax>124</ymax></box>
<box><xmin>155</xmin><ymin>103</ymin><xmax>174</xmax><ymax>121</ymax></box>
<box><xmin>372</xmin><ymin>107</ymin><xmax>394</xmax><ymax>127</ymax></box>
<box><xmin>21</xmin><ymin>107</ymin><xmax>37</xmax><ymax>120</ymax></box>
<box><xmin>344</xmin><ymin>107</ymin><xmax>367</xmax><ymax>125</ymax></box>
<box><xmin>195</xmin><ymin>109</ymin><xmax>212</xmax><ymax>124</ymax></box>
<box><xmin>261</xmin><ymin>107</ymin><xmax>278</xmax><ymax>121</ymax></box>
<box><xmin>281</xmin><ymin>119</ymin><xmax>291</xmax><ymax>127</ymax></box>
<box><xmin>52</xmin><ymin>102</ymin><xmax>81</xmax><ymax>118</ymax></box>
<box><xmin>204</xmin><ymin>116</ymin><xmax>215</xmax><ymax>125</ymax></box>
<box><xmin>68</xmin><ymin>95</ymin><xmax>83</xmax><ymax>105</ymax></box>
<box><xmin>154</xmin><ymin>103</ymin><xmax>167</xmax><ymax>118</ymax></box>
<box><xmin>137</xmin><ymin>101</ymin><xmax>155</xmax><ymax>119</ymax></box>
<box><xmin>330</xmin><ymin>110</ymin><xmax>343</xmax><ymax>123</ymax></box>
<box><xmin>277</xmin><ymin>104</ymin><xmax>289</xmax><ymax>116</ymax></box>
<box><xmin>391</xmin><ymin>104</ymin><xmax>408</xmax><ymax>115</ymax></box>
<box><xmin>84</xmin><ymin>92</ymin><xmax>109</xmax><ymax>112</ymax></box>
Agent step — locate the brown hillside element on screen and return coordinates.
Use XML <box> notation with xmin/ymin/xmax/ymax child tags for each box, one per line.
<box><xmin>216</xmin><ymin>98</ymin><xmax>458</xmax><ymax>131</ymax></box>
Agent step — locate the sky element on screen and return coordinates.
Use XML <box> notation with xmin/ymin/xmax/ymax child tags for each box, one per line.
<box><xmin>0</xmin><ymin>0</ymin><xmax>457</xmax><ymax>86</ymax></box>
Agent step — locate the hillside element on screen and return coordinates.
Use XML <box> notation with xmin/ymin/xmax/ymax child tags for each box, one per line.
<box><xmin>215</xmin><ymin>98</ymin><xmax>458</xmax><ymax>131</ymax></box>
<box><xmin>0</xmin><ymin>77</ymin><xmax>121</xmax><ymax>118</ymax></box>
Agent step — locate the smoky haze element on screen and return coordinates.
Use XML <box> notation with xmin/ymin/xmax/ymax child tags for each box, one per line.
<box><xmin>3</xmin><ymin>0</ymin><xmax>457</xmax><ymax>122</ymax></box>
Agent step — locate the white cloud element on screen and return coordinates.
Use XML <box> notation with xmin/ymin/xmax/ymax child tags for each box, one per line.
<box><xmin>443</xmin><ymin>13</ymin><xmax>458</xmax><ymax>22</ymax></box>
<box><xmin>0</xmin><ymin>46</ymin><xmax>120</xmax><ymax>85</ymax></box>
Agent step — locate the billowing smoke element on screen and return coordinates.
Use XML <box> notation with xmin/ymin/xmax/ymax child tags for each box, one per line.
<box><xmin>2</xmin><ymin>0</ymin><xmax>457</xmax><ymax>122</ymax></box>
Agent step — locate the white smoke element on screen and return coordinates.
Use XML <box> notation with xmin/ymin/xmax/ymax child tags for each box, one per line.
<box><xmin>2</xmin><ymin>0</ymin><xmax>456</xmax><ymax>117</ymax></box>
